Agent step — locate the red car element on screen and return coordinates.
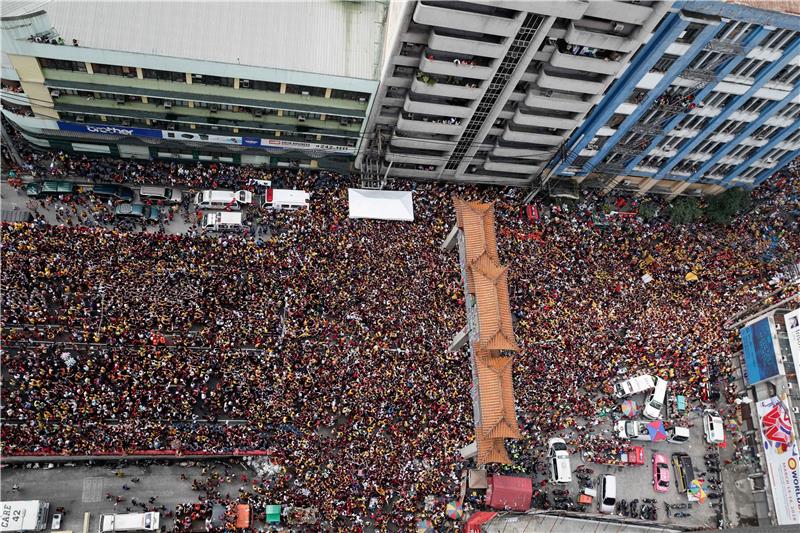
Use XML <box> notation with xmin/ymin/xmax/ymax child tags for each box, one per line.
<box><xmin>652</xmin><ymin>452</ymin><xmax>670</xmax><ymax>493</ymax></box>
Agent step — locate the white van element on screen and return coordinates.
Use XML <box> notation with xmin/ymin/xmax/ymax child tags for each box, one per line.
<box><xmin>703</xmin><ymin>410</ymin><xmax>725</xmax><ymax>444</ymax></box>
<box><xmin>99</xmin><ymin>512</ymin><xmax>159</xmax><ymax>532</ymax></box>
<box><xmin>202</xmin><ymin>211</ymin><xmax>243</xmax><ymax>232</ymax></box>
<box><xmin>139</xmin><ymin>186</ymin><xmax>182</xmax><ymax>204</ymax></box>
<box><xmin>599</xmin><ymin>475</ymin><xmax>616</xmax><ymax>514</ymax></box>
<box><xmin>194</xmin><ymin>190</ymin><xmax>253</xmax><ymax>210</ymax></box>
<box><xmin>643</xmin><ymin>378</ymin><xmax>669</xmax><ymax>419</ymax></box>
<box><xmin>264</xmin><ymin>188</ymin><xmax>310</xmax><ymax>211</ymax></box>
<box><xmin>547</xmin><ymin>438</ymin><xmax>572</xmax><ymax>483</ymax></box>
<box><xmin>614</xmin><ymin>374</ymin><xmax>655</xmax><ymax>398</ymax></box>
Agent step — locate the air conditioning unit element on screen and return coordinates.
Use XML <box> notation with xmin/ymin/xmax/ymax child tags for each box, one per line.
<box><xmin>254</xmin><ymin>109</ymin><xmax>263</xmax><ymax>117</ymax></box>
<box><xmin>76</xmin><ymin>115</ymin><xmax>85</xmax><ymax>122</ymax></box>
<box><xmin>210</xmin><ymin>105</ymin><xmax>219</xmax><ymax>113</ymax></box>
<box><xmin>613</xmin><ymin>23</ymin><xmax>625</xmax><ymax>33</ymax></box>
<box><xmin>298</xmin><ymin>114</ymin><xmax>306</xmax><ymax>122</ymax></box>
<box><xmin>50</xmin><ymin>90</ymin><xmax>60</xmax><ymax>98</ymax></box>
<box><xmin>340</xmin><ymin>118</ymin><xmax>349</xmax><ymax>126</ymax></box>
<box><xmin>787</xmin><ymin>383</ymin><xmax>794</xmax><ymax>390</ymax></box>
<box><xmin>241</xmin><ymin>79</ymin><xmax>250</xmax><ymax>88</ymax></box>
<box><xmin>793</xmin><ymin>407</ymin><xmax>800</xmax><ymax>414</ymax></box>
<box><xmin>359</xmin><ymin>97</ymin><xmax>366</xmax><ymax>103</ymax></box>
<box><xmin>122</xmin><ymin>120</ymin><xmax>131</xmax><ymax>126</ymax></box>
<box><xmin>301</xmin><ymin>91</ymin><xmax>310</xmax><ymax>96</ymax></box>
<box><xmin>167</xmin><ymin>124</ymin><xmax>176</xmax><ymax>130</ymax></box>
<box><xmin>164</xmin><ymin>101</ymin><xmax>173</xmax><ymax>109</ymax></box>
<box><xmin>116</xmin><ymin>96</ymin><xmax>125</xmax><ymax>104</ymax></box>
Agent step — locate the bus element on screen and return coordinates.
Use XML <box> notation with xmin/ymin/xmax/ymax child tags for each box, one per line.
<box><xmin>99</xmin><ymin>512</ymin><xmax>159</xmax><ymax>532</ymax></box>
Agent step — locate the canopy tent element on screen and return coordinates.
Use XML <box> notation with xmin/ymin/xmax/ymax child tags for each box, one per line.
<box><xmin>486</xmin><ymin>474</ymin><xmax>532</xmax><ymax>511</ymax></box>
<box><xmin>234</xmin><ymin>504</ymin><xmax>251</xmax><ymax>529</ymax></box>
<box><xmin>347</xmin><ymin>188</ymin><xmax>414</xmax><ymax>222</ymax></box>
<box><xmin>265</xmin><ymin>504</ymin><xmax>281</xmax><ymax>524</ymax></box>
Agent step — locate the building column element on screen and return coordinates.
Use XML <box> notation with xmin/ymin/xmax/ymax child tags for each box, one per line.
<box><xmin>441</xmin><ymin>224</ymin><xmax>458</xmax><ymax>252</ymax></box>
<box><xmin>85</xmin><ymin>62</ymin><xmax>94</xmax><ymax>74</ymax></box>
<box><xmin>275</xmin><ymin>131</ymin><xmax>280</xmax><ymax>137</ymax></box>
<box><xmin>279</xmin><ymin>83</ymin><xmax>287</xmax><ymax>94</ymax></box>
<box><xmin>448</xmin><ymin>326</ymin><xmax>469</xmax><ymax>352</ymax></box>
<box><xmin>310</xmin><ymin>160</ymin><xmax>318</xmax><ymax>168</ymax></box>
<box><xmin>100</xmin><ymin>115</ymin><xmax>107</xmax><ymax>122</ymax></box>
<box><xmin>136</xmin><ymin>67</ymin><xmax>144</xmax><ymax>80</ymax></box>
<box><xmin>666</xmin><ymin>181</ymin><xmax>691</xmax><ymax>200</ymax></box>
<box><xmin>324</xmin><ymin>88</ymin><xmax>332</xmax><ymax>99</ymax></box>
<box><xmin>188</xmin><ymin>101</ymin><xmax>194</xmax><ymax>108</ymax></box>
<box><xmin>637</xmin><ymin>178</ymin><xmax>659</xmax><ymax>196</ymax></box>
<box><xmin>234</xmin><ymin>78</ymin><xmax>240</xmax><ymax>89</ymax></box>
<box><xmin>185</xmin><ymin>73</ymin><xmax>192</xmax><ymax>84</ymax></box>
<box><xmin>141</xmin><ymin>96</ymin><xmax>148</xmax><ymax>104</ymax></box>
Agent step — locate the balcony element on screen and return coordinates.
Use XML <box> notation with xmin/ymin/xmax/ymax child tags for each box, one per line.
<box><xmin>386</xmin><ymin>166</ymin><xmax>440</xmax><ymax>178</ymax></box>
<box><xmin>428</xmin><ymin>30</ymin><xmax>507</xmax><ymax>58</ymax></box>
<box><xmin>584</xmin><ymin>1</ymin><xmax>654</xmax><ymax>25</ymax></box>
<box><xmin>410</xmin><ymin>77</ymin><xmax>482</xmax><ymax>100</ymax></box>
<box><xmin>524</xmin><ymin>91</ymin><xmax>592</xmax><ymax>113</ymax></box>
<box><xmin>512</xmin><ymin>109</ymin><xmax>578</xmax><ymax>130</ymax></box>
<box><xmin>385</xmin><ymin>148</ymin><xmax>443</xmax><ymax>166</ymax></box>
<box><xmin>418</xmin><ymin>56</ymin><xmax>494</xmax><ymax>80</ymax></box>
<box><xmin>391</xmin><ymin>134</ymin><xmax>451</xmax><ymax>151</ymax></box>
<box><xmin>403</xmin><ymin>96</ymin><xmax>472</xmax><ymax>118</ymax></box>
<box><xmin>565</xmin><ymin>22</ymin><xmax>637</xmax><ymax>53</ymax></box>
<box><xmin>491</xmin><ymin>145</ymin><xmax>555</xmax><ymax>159</ymax></box>
<box><xmin>537</xmin><ymin>70</ymin><xmax>605</xmax><ymax>95</ymax></box>
<box><xmin>397</xmin><ymin>114</ymin><xmax>462</xmax><ymax>135</ymax></box>
<box><xmin>550</xmin><ymin>49</ymin><xmax>623</xmax><ymax>76</ymax></box>
<box><xmin>501</xmin><ymin>128</ymin><xmax>563</xmax><ymax>145</ymax></box>
<box><xmin>413</xmin><ymin>2</ymin><xmax>518</xmax><ymax>37</ymax></box>
<box><xmin>483</xmin><ymin>158</ymin><xmax>541</xmax><ymax>174</ymax></box>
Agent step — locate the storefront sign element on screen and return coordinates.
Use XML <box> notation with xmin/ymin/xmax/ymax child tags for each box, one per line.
<box><xmin>57</xmin><ymin>121</ymin><xmax>357</xmax><ymax>154</ymax></box>
<box><xmin>756</xmin><ymin>397</ymin><xmax>800</xmax><ymax>525</ymax></box>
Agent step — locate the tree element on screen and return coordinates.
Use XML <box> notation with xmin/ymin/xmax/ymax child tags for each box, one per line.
<box><xmin>705</xmin><ymin>187</ymin><xmax>752</xmax><ymax>225</ymax></box>
<box><xmin>638</xmin><ymin>201</ymin><xmax>659</xmax><ymax>221</ymax></box>
<box><xmin>669</xmin><ymin>197</ymin><xmax>701</xmax><ymax>225</ymax></box>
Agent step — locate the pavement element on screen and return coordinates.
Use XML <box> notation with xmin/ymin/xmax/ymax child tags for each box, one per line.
<box><xmin>547</xmin><ymin>407</ymin><xmax>723</xmax><ymax>529</ymax></box>
<box><xmin>0</xmin><ymin>460</ymin><xmax>248</xmax><ymax>532</ymax></box>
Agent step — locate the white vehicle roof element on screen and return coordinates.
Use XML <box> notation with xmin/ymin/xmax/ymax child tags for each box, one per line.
<box><xmin>0</xmin><ymin>501</ymin><xmax>43</xmax><ymax>532</ymax></box>
<box><xmin>267</xmin><ymin>189</ymin><xmax>310</xmax><ymax>206</ymax></box>
<box><xmin>615</xmin><ymin>375</ymin><xmax>655</xmax><ymax>397</ymax></box>
<box><xmin>200</xmin><ymin>190</ymin><xmax>252</xmax><ymax>204</ymax></box>
<box><xmin>100</xmin><ymin>512</ymin><xmax>158</xmax><ymax>532</ymax></box>
<box><xmin>205</xmin><ymin>211</ymin><xmax>243</xmax><ymax>224</ymax></box>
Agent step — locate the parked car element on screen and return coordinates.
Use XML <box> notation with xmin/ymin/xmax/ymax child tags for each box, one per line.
<box><xmin>652</xmin><ymin>452</ymin><xmax>670</xmax><ymax>493</ymax></box>
<box><xmin>599</xmin><ymin>475</ymin><xmax>617</xmax><ymax>514</ymax></box>
<box><xmin>114</xmin><ymin>203</ymin><xmax>159</xmax><ymax>221</ymax></box>
<box><xmin>643</xmin><ymin>377</ymin><xmax>669</xmax><ymax>419</ymax></box>
<box><xmin>139</xmin><ymin>185</ymin><xmax>182</xmax><ymax>204</ymax></box>
<box><xmin>93</xmin><ymin>184</ymin><xmax>134</xmax><ymax>202</ymax></box>
<box><xmin>547</xmin><ymin>437</ymin><xmax>572</xmax><ymax>483</ymax></box>
<box><xmin>703</xmin><ymin>409</ymin><xmax>725</xmax><ymax>444</ymax></box>
<box><xmin>26</xmin><ymin>180</ymin><xmax>74</xmax><ymax>197</ymax></box>
<box><xmin>615</xmin><ymin>419</ymin><xmax>690</xmax><ymax>443</ymax></box>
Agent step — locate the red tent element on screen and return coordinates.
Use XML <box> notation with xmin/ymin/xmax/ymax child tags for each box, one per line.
<box><xmin>486</xmin><ymin>475</ymin><xmax>532</xmax><ymax>511</ymax></box>
<box><xmin>465</xmin><ymin>511</ymin><xmax>497</xmax><ymax>532</ymax></box>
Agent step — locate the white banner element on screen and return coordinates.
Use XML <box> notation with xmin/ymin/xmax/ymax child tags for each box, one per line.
<box><xmin>756</xmin><ymin>397</ymin><xmax>800</xmax><ymax>525</ymax></box>
<box><xmin>787</xmin><ymin>309</ymin><xmax>800</xmax><ymax>381</ymax></box>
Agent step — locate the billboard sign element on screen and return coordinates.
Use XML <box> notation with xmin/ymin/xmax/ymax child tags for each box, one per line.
<box><xmin>56</xmin><ymin>121</ymin><xmax>357</xmax><ymax>154</ymax></box>
<box><xmin>740</xmin><ymin>316</ymin><xmax>783</xmax><ymax>385</ymax></box>
<box><xmin>756</xmin><ymin>397</ymin><xmax>800</xmax><ymax>525</ymax></box>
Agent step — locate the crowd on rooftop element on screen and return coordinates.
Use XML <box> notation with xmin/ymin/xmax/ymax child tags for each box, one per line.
<box><xmin>1</xmin><ymin>133</ymin><xmax>799</xmax><ymax>527</ymax></box>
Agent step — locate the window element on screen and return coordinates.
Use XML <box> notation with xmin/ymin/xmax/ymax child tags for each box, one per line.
<box><xmin>38</xmin><ymin>58</ymin><xmax>87</xmax><ymax>72</ymax></box>
<box><xmin>142</xmin><ymin>68</ymin><xmax>185</xmax><ymax>83</ymax></box>
<box><xmin>91</xmin><ymin>63</ymin><xmax>130</xmax><ymax>77</ymax></box>
<box><xmin>247</xmin><ymin>80</ymin><xmax>281</xmax><ymax>92</ymax></box>
<box><xmin>191</xmin><ymin>74</ymin><xmax>234</xmax><ymax>87</ymax></box>
<box><xmin>285</xmin><ymin>85</ymin><xmax>326</xmax><ymax>97</ymax></box>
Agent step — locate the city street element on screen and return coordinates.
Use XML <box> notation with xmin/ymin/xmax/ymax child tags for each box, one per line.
<box><xmin>0</xmin><ymin>461</ymin><xmax>248</xmax><ymax>532</ymax></box>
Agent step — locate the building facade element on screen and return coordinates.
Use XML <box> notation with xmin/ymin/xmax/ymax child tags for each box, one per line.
<box><xmin>731</xmin><ymin>303</ymin><xmax>800</xmax><ymax>526</ymax></box>
<box><xmin>357</xmin><ymin>0</ymin><xmax>671</xmax><ymax>187</ymax></box>
<box><xmin>549</xmin><ymin>1</ymin><xmax>800</xmax><ymax>198</ymax></box>
<box><xmin>1</xmin><ymin>0</ymin><xmax>389</xmax><ymax>170</ymax></box>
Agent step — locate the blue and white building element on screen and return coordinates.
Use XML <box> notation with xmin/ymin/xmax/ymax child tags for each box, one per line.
<box><xmin>547</xmin><ymin>0</ymin><xmax>800</xmax><ymax>198</ymax></box>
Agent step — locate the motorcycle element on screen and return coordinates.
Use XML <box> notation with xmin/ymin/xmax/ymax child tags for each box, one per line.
<box><xmin>674</xmin><ymin>512</ymin><xmax>691</xmax><ymax>518</ymax></box>
<box><xmin>574</xmin><ymin>465</ymin><xmax>594</xmax><ymax>474</ymax></box>
<box><xmin>629</xmin><ymin>499</ymin><xmax>638</xmax><ymax>517</ymax></box>
<box><xmin>707</xmin><ymin>492</ymin><xmax>722</xmax><ymax>499</ymax></box>
<box><xmin>553</xmin><ymin>489</ymin><xmax>570</xmax><ymax>497</ymax></box>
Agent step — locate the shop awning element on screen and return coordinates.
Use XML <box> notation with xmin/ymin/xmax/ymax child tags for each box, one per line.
<box><xmin>486</xmin><ymin>474</ymin><xmax>532</xmax><ymax>511</ymax></box>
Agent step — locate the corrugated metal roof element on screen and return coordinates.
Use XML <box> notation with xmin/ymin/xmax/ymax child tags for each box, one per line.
<box><xmin>41</xmin><ymin>0</ymin><xmax>388</xmax><ymax>80</ymax></box>
<box><xmin>1</xmin><ymin>0</ymin><xmax>50</xmax><ymax>19</ymax></box>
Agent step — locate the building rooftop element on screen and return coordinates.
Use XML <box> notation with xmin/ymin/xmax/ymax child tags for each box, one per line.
<box><xmin>9</xmin><ymin>0</ymin><xmax>389</xmax><ymax>80</ymax></box>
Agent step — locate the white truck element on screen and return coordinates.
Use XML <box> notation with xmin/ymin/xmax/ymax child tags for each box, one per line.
<box><xmin>613</xmin><ymin>375</ymin><xmax>655</xmax><ymax>398</ymax></box>
<box><xmin>615</xmin><ymin>420</ymin><xmax>690</xmax><ymax>443</ymax></box>
<box><xmin>194</xmin><ymin>190</ymin><xmax>252</xmax><ymax>210</ymax></box>
<box><xmin>99</xmin><ymin>512</ymin><xmax>159</xmax><ymax>532</ymax></box>
<box><xmin>264</xmin><ymin>188</ymin><xmax>310</xmax><ymax>210</ymax></box>
<box><xmin>0</xmin><ymin>500</ymin><xmax>50</xmax><ymax>532</ymax></box>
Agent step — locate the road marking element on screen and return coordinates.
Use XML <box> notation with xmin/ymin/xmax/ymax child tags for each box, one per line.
<box><xmin>82</xmin><ymin>477</ymin><xmax>104</xmax><ymax>503</ymax></box>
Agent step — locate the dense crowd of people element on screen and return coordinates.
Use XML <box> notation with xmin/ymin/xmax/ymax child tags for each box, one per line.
<box><xmin>2</xmin><ymin>135</ymin><xmax>799</xmax><ymax>527</ymax></box>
